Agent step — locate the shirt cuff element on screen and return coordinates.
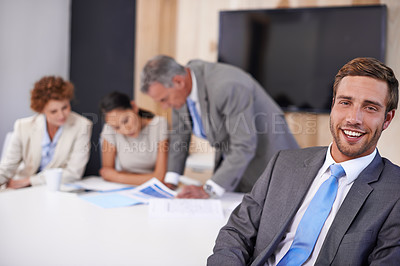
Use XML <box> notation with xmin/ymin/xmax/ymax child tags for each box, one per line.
<box><xmin>205</xmin><ymin>180</ymin><xmax>226</xmax><ymax>197</ymax></box>
<box><xmin>30</xmin><ymin>173</ymin><xmax>45</xmax><ymax>186</ymax></box>
<box><xmin>164</xmin><ymin>172</ymin><xmax>180</xmax><ymax>186</ymax></box>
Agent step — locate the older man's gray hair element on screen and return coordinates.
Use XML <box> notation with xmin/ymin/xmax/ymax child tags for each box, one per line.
<box><xmin>140</xmin><ymin>55</ymin><xmax>187</xmax><ymax>93</ymax></box>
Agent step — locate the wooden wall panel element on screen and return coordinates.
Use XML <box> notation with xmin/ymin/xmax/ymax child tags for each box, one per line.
<box><xmin>376</xmin><ymin>0</ymin><xmax>400</xmax><ymax>163</ymax></box>
<box><xmin>134</xmin><ymin>0</ymin><xmax>177</xmax><ymax>119</ymax></box>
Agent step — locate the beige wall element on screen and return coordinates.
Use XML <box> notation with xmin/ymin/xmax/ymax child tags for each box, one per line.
<box><xmin>135</xmin><ymin>0</ymin><xmax>400</xmax><ymax>164</ymax></box>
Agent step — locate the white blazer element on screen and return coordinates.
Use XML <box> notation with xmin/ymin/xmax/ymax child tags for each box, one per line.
<box><xmin>0</xmin><ymin>112</ymin><xmax>93</xmax><ymax>186</ymax></box>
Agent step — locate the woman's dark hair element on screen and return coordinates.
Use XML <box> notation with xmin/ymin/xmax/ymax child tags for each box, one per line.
<box><xmin>99</xmin><ymin>91</ymin><xmax>154</xmax><ymax>118</ymax></box>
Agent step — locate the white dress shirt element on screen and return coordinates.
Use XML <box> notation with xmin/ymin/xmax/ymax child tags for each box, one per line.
<box><xmin>268</xmin><ymin>144</ymin><xmax>377</xmax><ymax>265</ymax></box>
<box><xmin>39</xmin><ymin>120</ymin><xmax>63</xmax><ymax>171</ymax></box>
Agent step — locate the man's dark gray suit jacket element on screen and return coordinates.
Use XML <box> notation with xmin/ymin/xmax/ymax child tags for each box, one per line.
<box><xmin>208</xmin><ymin>146</ymin><xmax>400</xmax><ymax>265</ymax></box>
<box><xmin>168</xmin><ymin>60</ymin><xmax>298</xmax><ymax>193</ymax></box>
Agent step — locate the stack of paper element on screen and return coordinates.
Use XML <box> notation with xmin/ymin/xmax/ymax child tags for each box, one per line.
<box><xmin>149</xmin><ymin>199</ymin><xmax>224</xmax><ymax>219</ymax></box>
<box><xmin>68</xmin><ymin>177</ymin><xmax>227</xmax><ymax>219</ymax></box>
<box><xmin>121</xmin><ymin>178</ymin><xmax>176</xmax><ymax>203</ymax></box>
<box><xmin>74</xmin><ymin>177</ymin><xmax>176</xmax><ymax>208</ymax></box>
<box><xmin>65</xmin><ymin>176</ymin><xmax>134</xmax><ymax>192</ymax></box>
<box><xmin>79</xmin><ymin>192</ymin><xmax>143</xmax><ymax>208</ymax></box>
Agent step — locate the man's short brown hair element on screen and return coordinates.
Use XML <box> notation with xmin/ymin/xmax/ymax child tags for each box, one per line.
<box><xmin>333</xmin><ymin>57</ymin><xmax>398</xmax><ymax>113</ymax></box>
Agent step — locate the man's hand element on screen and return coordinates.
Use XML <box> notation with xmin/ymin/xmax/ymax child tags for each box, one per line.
<box><xmin>177</xmin><ymin>185</ymin><xmax>210</xmax><ymax>199</ymax></box>
<box><xmin>7</xmin><ymin>177</ymin><xmax>31</xmax><ymax>189</ymax></box>
<box><xmin>164</xmin><ymin>183</ymin><xmax>178</xmax><ymax>190</ymax></box>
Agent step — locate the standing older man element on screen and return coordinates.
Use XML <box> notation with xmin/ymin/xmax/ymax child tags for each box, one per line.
<box><xmin>208</xmin><ymin>57</ymin><xmax>400</xmax><ymax>265</ymax></box>
<box><xmin>140</xmin><ymin>55</ymin><xmax>298</xmax><ymax>198</ymax></box>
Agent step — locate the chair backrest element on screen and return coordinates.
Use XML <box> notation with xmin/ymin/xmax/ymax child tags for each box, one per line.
<box><xmin>1</xmin><ymin>132</ymin><xmax>13</xmax><ymax>162</ymax></box>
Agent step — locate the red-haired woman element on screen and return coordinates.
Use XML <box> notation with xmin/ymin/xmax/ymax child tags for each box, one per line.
<box><xmin>0</xmin><ymin>76</ymin><xmax>92</xmax><ymax>189</ymax></box>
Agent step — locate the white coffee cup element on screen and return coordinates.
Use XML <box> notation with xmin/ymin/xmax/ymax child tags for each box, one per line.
<box><xmin>44</xmin><ymin>168</ymin><xmax>63</xmax><ymax>191</ymax></box>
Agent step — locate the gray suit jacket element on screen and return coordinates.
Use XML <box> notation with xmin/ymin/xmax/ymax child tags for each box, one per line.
<box><xmin>168</xmin><ymin>60</ymin><xmax>298</xmax><ymax>192</ymax></box>
<box><xmin>208</xmin><ymin>147</ymin><xmax>400</xmax><ymax>265</ymax></box>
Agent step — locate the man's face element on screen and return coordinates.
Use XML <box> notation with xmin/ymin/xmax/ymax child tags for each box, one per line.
<box><xmin>147</xmin><ymin>81</ymin><xmax>187</xmax><ymax>110</ymax></box>
<box><xmin>330</xmin><ymin>76</ymin><xmax>395</xmax><ymax>162</ymax></box>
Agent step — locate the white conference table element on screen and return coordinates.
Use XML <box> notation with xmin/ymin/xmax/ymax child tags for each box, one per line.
<box><xmin>0</xmin><ymin>186</ymin><xmax>244</xmax><ymax>266</ymax></box>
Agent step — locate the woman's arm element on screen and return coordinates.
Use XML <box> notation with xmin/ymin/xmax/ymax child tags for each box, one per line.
<box><xmin>100</xmin><ymin>138</ymin><xmax>117</xmax><ymax>169</ymax></box>
<box><xmin>100</xmin><ymin>139</ymin><xmax>168</xmax><ymax>185</ymax></box>
<box><xmin>1</xmin><ymin>120</ymin><xmax>30</xmax><ymax>188</ymax></box>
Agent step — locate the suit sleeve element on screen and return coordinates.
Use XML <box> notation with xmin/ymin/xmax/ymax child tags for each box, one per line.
<box><xmin>369</xmin><ymin>197</ymin><xmax>400</xmax><ymax>265</ymax></box>
<box><xmin>0</xmin><ymin>120</ymin><xmax>24</xmax><ymax>185</ymax></box>
<box><xmin>208</xmin><ymin>152</ymin><xmax>279</xmax><ymax>265</ymax></box>
<box><xmin>211</xmin><ymin>83</ymin><xmax>258</xmax><ymax>191</ymax></box>
<box><xmin>167</xmin><ymin>107</ymin><xmax>192</xmax><ymax>174</ymax></box>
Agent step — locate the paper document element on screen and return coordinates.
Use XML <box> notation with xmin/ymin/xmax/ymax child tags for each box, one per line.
<box><xmin>149</xmin><ymin>199</ymin><xmax>224</xmax><ymax>219</ymax></box>
<box><xmin>78</xmin><ymin>178</ymin><xmax>176</xmax><ymax>208</ymax></box>
<box><xmin>122</xmin><ymin>177</ymin><xmax>177</xmax><ymax>203</ymax></box>
<box><xmin>79</xmin><ymin>192</ymin><xmax>142</xmax><ymax>208</ymax></box>
<box><xmin>66</xmin><ymin>176</ymin><xmax>134</xmax><ymax>192</ymax></box>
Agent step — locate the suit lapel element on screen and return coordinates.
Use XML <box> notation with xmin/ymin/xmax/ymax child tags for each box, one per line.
<box><xmin>48</xmin><ymin>113</ymin><xmax>76</xmax><ymax>167</ymax></box>
<box><xmin>316</xmin><ymin>152</ymin><xmax>383</xmax><ymax>264</ymax></box>
<box><xmin>189</xmin><ymin>62</ymin><xmax>215</xmax><ymax>144</ymax></box>
<box><xmin>251</xmin><ymin>148</ymin><xmax>328</xmax><ymax>266</ymax></box>
<box><xmin>290</xmin><ymin>150</ymin><xmax>328</xmax><ymax>209</ymax></box>
<box><xmin>29</xmin><ymin>115</ymin><xmax>45</xmax><ymax>171</ymax></box>
<box><xmin>177</xmin><ymin>104</ymin><xmax>192</xmax><ymax>133</ymax></box>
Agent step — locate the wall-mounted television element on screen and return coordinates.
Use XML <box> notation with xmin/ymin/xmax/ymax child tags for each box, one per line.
<box><xmin>218</xmin><ymin>5</ymin><xmax>387</xmax><ymax>113</ymax></box>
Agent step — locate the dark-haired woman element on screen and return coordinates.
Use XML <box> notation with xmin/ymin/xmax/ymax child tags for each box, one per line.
<box><xmin>0</xmin><ymin>76</ymin><xmax>93</xmax><ymax>189</ymax></box>
<box><xmin>99</xmin><ymin>91</ymin><xmax>168</xmax><ymax>185</ymax></box>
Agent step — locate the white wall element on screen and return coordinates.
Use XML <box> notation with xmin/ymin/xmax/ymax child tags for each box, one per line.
<box><xmin>0</xmin><ymin>0</ymin><xmax>71</xmax><ymax>151</ymax></box>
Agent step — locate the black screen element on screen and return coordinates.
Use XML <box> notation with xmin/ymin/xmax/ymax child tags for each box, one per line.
<box><xmin>218</xmin><ymin>5</ymin><xmax>387</xmax><ymax>113</ymax></box>
<box><xmin>70</xmin><ymin>0</ymin><xmax>136</xmax><ymax>176</ymax></box>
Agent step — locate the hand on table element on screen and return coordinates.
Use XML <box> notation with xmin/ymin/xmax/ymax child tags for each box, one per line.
<box><xmin>164</xmin><ymin>182</ymin><xmax>178</xmax><ymax>190</ymax></box>
<box><xmin>7</xmin><ymin>177</ymin><xmax>31</xmax><ymax>189</ymax></box>
<box><xmin>176</xmin><ymin>185</ymin><xmax>209</xmax><ymax>199</ymax></box>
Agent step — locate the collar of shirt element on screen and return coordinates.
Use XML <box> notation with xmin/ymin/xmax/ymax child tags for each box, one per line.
<box><xmin>42</xmin><ymin>120</ymin><xmax>64</xmax><ymax>148</ymax></box>
<box><xmin>187</xmin><ymin>69</ymin><xmax>199</xmax><ymax>104</ymax></box>
<box><xmin>187</xmin><ymin>69</ymin><xmax>203</xmax><ymax>121</ymax></box>
<box><xmin>319</xmin><ymin>143</ymin><xmax>377</xmax><ymax>185</ymax></box>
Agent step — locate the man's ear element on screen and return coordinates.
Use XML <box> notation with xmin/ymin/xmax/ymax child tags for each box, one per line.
<box><xmin>383</xmin><ymin>109</ymin><xmax>395</xmax><ymax>130</ymax></box>
<box><xmin>130</xmin><ymin>100</ymin><xmax>139</xmax><ymax>114</ymax></box>
<box><xmin>172</xmin><ymin>75</ymin><xmax>185</xmax><ymax>89</ymax></box>
<box><xmin>331</xmin><ymin>97</ymin><xmax>335</xmax><ymax>109</ymax></box>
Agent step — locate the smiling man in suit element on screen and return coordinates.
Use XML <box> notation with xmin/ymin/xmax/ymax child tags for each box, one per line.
<box><xmin>207</xmin><ymin>57</ymin><xmax>400</xmax><ymax>265</ymax></box>
<box><xmin>140</xmin><ymin>55</ymin><xmax>298</xmax><ymax>199</ymax></box>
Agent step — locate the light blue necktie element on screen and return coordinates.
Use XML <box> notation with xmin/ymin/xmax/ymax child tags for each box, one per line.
<box><xmin>277</xmin><ymin>164</ymin><xmax>346</xmax><ymax>266</ymax></box>
<box><xmin>187</xmin><ymin>98</ymin><xmax>206</xmax><ymax>139</ymax></box>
